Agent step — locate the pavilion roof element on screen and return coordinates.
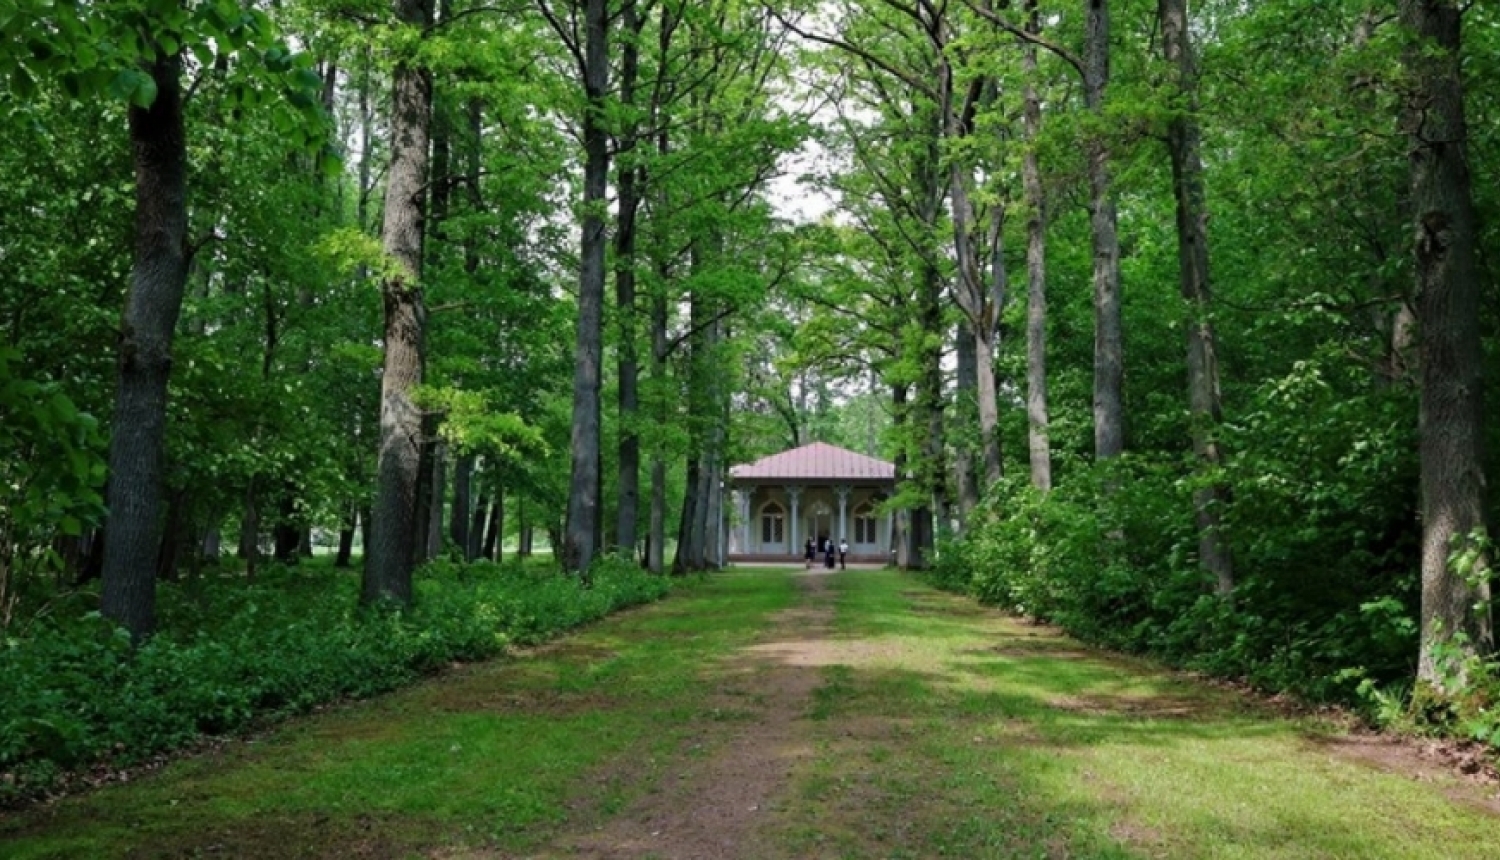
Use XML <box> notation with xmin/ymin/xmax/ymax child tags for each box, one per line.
<box><xmin>729</xmin><ymin>442</ymin><xmax>895</xmax><ymax>482</ymax></box>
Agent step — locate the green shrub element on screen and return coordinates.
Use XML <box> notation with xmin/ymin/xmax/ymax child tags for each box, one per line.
<box><xmin>0</xmin><ymin>556</ymin><xmax>670</xmax><ymax>805</ymax></box>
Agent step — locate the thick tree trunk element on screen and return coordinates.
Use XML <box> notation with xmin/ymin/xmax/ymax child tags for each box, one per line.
<box><xmin>615</xmin><ymin>0</ymin><xmax>644</xmax><ymax>558</ymax></box>
<box><xmin>364</xmin><ymin>0</ymin><xmax>433</xmax><ymax>606</ymax></box>
<box><xmin>955</xmin><ymin>322</ymin><xmax>980</xmax><ymax>523</ymax></box>
<box><xmin>449</xmin><ymin>453</ymin><xmax>472</xmax><ymax>553</ymax></box>
<box><xmin>1402</xmin><ymin>0</ymin><xmax>1494</xmax><ymax>687</ymax></box>
<box><xmin>100</xmin><ymin>50</ymin><xmax>188</xmax><ymax>641</ymax></box>
<box><xmin>673</xmin><ymin>457</ymin><xmax>700</xmax><ymax>574</ymax></box>
<box><xmin>1161</xmin><ymin>0</ymin><xmax>1234</xmax><ymax>597</ymax></box>
<box><xmin>1085</xmin><ymin>0</ymin><xmax>1125</xmax><ymax>462</ymax></box>
<box><xmin>1023</xmin><ymin>0</ymin><xmax>1052</xmax><ymax>492</ymax></box>
<box><xmin>562</xmin><ymin>0</ymin><xmax>611</xmax><ymax>574</ymax></box>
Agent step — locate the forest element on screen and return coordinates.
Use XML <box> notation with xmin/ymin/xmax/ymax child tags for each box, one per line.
<box><xmin>2</xmin><ymin>0</ymin><xmax>1499</xmax><ymax>810</ymax></box>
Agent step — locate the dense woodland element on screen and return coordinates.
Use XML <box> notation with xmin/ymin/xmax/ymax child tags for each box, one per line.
<box><xmin>2</xmin><ymin>0</ymin><xmax>1500</xmax><ymax>800</ymax></box>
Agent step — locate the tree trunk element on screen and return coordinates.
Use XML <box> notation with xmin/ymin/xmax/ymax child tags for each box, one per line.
<box><xmin>614</xmin><ymin>0</ymin><xmax>645</xmax><ymax>559</ymax></box>
<box><xmin>562</xmin><ymin>0</ymin><xmax>611</xmax><ymax>574</ymax></box>
<box><xmin>673</xmin><ymin>457</ymin><xmax>701</xmax><ymax>574</ymax></box>
<box><xmin>484</xmin><ymin>490</ymin><xmax>502</xmax><ymax>560</ymax></box>
<box><xmin>335</xmin><ymin>503</ymin><xmax>356</xmax><ymax>568</ymax></box>
<box><xmin>1402</xmin><ymin>0</ymin><xmax>1494</xmax><ymax>687</ymax></box>
<box><xmin>99</xmin><ymin>49</ymin><xmax>188</xmax><ymax>641</ymax></box>
<box><xmin>450</xmin><ymin>453</ymin><xmax>472</xmax><ymax>553</ymax></box>
<box><xmin>1160</xmin><ymin>0</ymin><xmax>1233</xmax><ymax>597</ymax></box>
<box><xmin>892</xmin><ymin>384</ymin><xmax>912</xmax><ymax>569</ymax></box>
<box><xmin>1023</xmin><ymin>0</ymin><xmax>1052</xmax><ymax>492</ymax></box>
<box><xmin>427</xmin><ymin>440</ymin><xmax>446</xmax><ymax>560</ymax></box>
<box><xmin>954</xmin><ymin>322</ymin><xmax>980</xmax><ymax>523</ymax></box>
<box><xmin>1085</xmin><ymin>0</ymin><xmax>1125</xmax><ymax>462</ymax></box>
<box><xmin>274</xmin><ymin>483</ymin><xmax>300</xmax><ymax>563</ymax></box>
<box><xmin>518</xmin><ymin>496</ymin><xmax>532</xmax><ymax>557</ymax></box>
<box><xmin>469</xmin><ymin>489</ymin><xmax>489</xmax><ymax>561</ymax></box>
<box><xmin>364</xmin><ymin>0</ymin><xmax>433</xmax><ymax>607</ymax></box>
<box><xmin>978</xmin><ymin>205</ymin><xmax>1006</xmax><ymax>489</ymax></box>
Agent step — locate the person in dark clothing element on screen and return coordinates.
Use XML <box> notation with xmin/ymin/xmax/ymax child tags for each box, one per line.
<box><xmin>822</xmin><ymin>535</ymin><xmax>835</xmax><ymax>569</ymax></box>
<box><xmin>804</xmin><ymin>537</ymin><xmax>815</xmax><ymax>569</ymax></box>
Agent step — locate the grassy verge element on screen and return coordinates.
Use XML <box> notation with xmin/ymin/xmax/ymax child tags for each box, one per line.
<box><xmin>782</xmin><ymin>569</ymin><xmax>1500</xmax><ymax>860</ymax></box>
<box><xmin>0</xmin><ymin>569</ymin><xmax>798</xmax><ymax>859</ymax></box>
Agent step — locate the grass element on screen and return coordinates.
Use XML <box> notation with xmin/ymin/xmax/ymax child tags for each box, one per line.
<box><xmin>779</xmin><ymin>570</ymin><xmax>1500</xmax><ymax>859</ymax></box>
<box><xmin>0</xmin><ymin>569</ymin><xmax>798</xmax><ymax>859</ymax></box>
<box><xmin>5</xmin><ymin>567</ymin><xmax>1499</xmax><ymax>859</ymax></box>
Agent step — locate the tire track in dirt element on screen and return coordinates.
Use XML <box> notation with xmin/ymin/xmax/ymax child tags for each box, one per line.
<box><xmin>524</xmin><ymin>570</ymin><xmax>837</xmax><ymax>860</ymax></box>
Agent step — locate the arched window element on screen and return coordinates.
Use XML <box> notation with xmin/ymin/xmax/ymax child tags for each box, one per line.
<box><xmin>760</xmin><ymin>502</ymin><xmax>785</xmax><ymax>545</ymax></box>
<box><xmin>853</xmin><ymin>503</ymin><xmax>878</xmax><ymax>544</ymax></box>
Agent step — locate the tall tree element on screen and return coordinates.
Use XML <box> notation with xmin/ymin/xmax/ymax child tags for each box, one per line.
<box><xmin>364</xmin><ymin>0</ymin><xmax>435</xmax><ymax>606</ymax></box>
<box><xmin>1401</xmin><ymin>0</ymin><xmax>1494</xmax><ymax>687</ymax></box>
<box><xmin>1159</xmin><ymin>0</ymin><xmax>1233</xmax><ymax>595</ymax></box>
<box><xmin>551</xmin><ymin>0</ymin><xmax>611</xmax><ymax>574</ymax></box>
<box><xmin>100</xmin><ymin>46</ymin><xmax>189</xmax><ymax>641</ymax></box>
<box><xmin>614</xmin><ymin>0</ymin><xmax>647</xmax><ymax>558</ymax></box>
<box><xmin>1084</xmin><ymin>0</ymin><xmax>1124</xmax><ymax>462</ymax></box>
<box><xmin>1020</xmin><ymin>0</ymin><xmax>1051</xmax><ymax>492</ymax></box>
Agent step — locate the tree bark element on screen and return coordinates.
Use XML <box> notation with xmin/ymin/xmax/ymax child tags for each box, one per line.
<box><xmin>955</xmin><ymin>322</ymin><xmax>980</xmax><ymax>523</ymax></box>
<box><xmin>1402</xmin><ymin>0</ymin><xmax>1494</xmax><ymax>687</ymax></box>
<box><xmin>450</xmin><ymin>453</ymin><xmax>472</xmax><ymax>553</ymax></box>
<box><xmin>469</xmin><ymin>488</ymin><xmax>489</xmax><ymax>561</ymax></box>
<box><xmin>562</xmin><ymin>0</ymin><xmax>611</xmax><ymax>574</ymax></box>
<box><xmin>1085</xmin><ymin>0</ymin><xmax>1125</xmax><ymax>462</ymax></box>
<box><xmin>427</xmin><ymin>440</ymin><xmax>446</xmax><ymax>560</ymax></box>
<box><xmin>891</xmin><ymin>382</ymin><xmax>914</xmax><ymax>569</ymax></box>
<box><xmin>484</xmin><ymin>491</ymin><xmax>502</xmax><ymax>560</ymax></box>
<box><xmin>335</xmin><ymin>503</ymin><xmax>356</xmax><ymax>568</ymax></box>
<box><xmin>364</xmin><ymin>0</ymin><xmax>433</xmax><ymax>607</ymax></box>
<box><xmin>615</xmin><ymin>0</ymin><xmax>645</xmax><ymax>558</ymax></box>
<box><xmin>1160</xmin><ymin>0</ymin><xmax>1234</xmax><ymax>597</ymax></box>
<box><xmin>1023</xmin><ymin>0</ymin><xmax>1052</xmax><ymax>492</ymax></box>
<box><xmin>100</xmin><ymin>49</ymin><xmax>188</xmax><ymax>641</ymax></box>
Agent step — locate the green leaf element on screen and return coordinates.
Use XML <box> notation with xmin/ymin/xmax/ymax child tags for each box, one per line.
<box><xmin>130</xmin><ymin>73</ymin><xmax>158</xmax><ymax>109</ymax></box>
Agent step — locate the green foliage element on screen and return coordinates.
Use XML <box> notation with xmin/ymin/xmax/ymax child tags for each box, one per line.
<box><xmin>0</xmin><ymin>349</ymin><xmax>106</xmax><ymax>625</ymax></box>
<box><xmin>0</xmin><ymin>556</ymin><xmax>670</xmax><ymax>805</ymax></box>
<box><xmin>936</xmin><ymin>370</ymin><xmax>1427</xmax><ymax>709</ymax></box>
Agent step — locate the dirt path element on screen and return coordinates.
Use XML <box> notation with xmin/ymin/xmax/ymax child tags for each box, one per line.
<box><xmin>529</xmin><ymin>570</ymin><xmax>836</xmax><ymax>860</ymax></box>
<box><xmin>7</xmin><ymin>568</ymin><xmax>1500</xmax><ymax>860</ymax></box>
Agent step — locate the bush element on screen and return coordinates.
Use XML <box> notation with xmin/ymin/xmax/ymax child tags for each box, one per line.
<box><xmin>932</xmin><ymin>366</ymin><xmax>1432</xmax><ymax>716</ymax></box>
<box><xmin>0</xmin><ymin>555</ymin><xmax>671</xmax><ymax>805</ymax></box>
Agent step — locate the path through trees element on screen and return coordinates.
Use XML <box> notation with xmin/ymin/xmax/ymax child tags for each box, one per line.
<box><xmin>5</xmin><ymin>569</ymin><xmax>1498</xmax><ymax>859</ymax></box>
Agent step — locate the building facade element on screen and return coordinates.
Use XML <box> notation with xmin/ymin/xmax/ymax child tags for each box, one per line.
<box><xmin>727</xmin><ymin>442</ymin><xmax>897</xmax><ymax>564</ymax></box>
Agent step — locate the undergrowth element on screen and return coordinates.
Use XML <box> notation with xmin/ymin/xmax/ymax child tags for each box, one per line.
<box><xmin>0</xmin><ymin>554</ymin><xmax>669</xmax><ymax>805</ymax></box>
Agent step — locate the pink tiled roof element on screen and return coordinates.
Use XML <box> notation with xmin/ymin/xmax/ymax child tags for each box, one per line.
<box><xmin>730</xmin><ymin>442</ymin><xmax>895</xmax><ymax>482</ymax></box>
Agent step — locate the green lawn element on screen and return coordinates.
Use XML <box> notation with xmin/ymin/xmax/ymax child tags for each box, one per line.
<box><xmin>779</xmin><ymin>570</ymin><xmax>1500</xmax><ymax>859</ymax></box>
<box><xmin>4</xmin><ymin>567</ymin><xmax>1498</xmax><ymax>859</ymax></box>
<box><xmin>0</xmin><ymin>570</ymin><xmax>796</xmax><ymax>859</ymax></box>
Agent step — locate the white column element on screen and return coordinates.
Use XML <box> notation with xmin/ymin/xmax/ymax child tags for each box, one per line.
<box><xmin>835</xmin><ymin>485</ymin><xmax>851</xmax><ymax>543</ymax></box>
<box><xmin>740</xmin><ymin>489</ymin><xmax>751</xmax><ymax>556</ymax></box>
<box><xmin>786</xmin><ymin>486</ymin><xmax>802</xmax><ymax>554</ymax></box>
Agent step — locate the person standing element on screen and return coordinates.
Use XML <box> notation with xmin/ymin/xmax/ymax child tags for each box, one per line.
<box><xmin>804</xmin><ymin>537</ymin><xmax>815</xmax><ymax>569</ymax></box>
<box><xmin>839</xmin><ymin>538</ymin><xmax>848</xmax><ymax>570</ymax></box>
